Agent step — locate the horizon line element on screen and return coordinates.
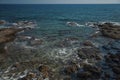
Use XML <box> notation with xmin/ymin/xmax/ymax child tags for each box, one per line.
<box><xmin>0</xmin><ymin>3</ymin><xmax>120</xmax><ymax>4</ymax></box>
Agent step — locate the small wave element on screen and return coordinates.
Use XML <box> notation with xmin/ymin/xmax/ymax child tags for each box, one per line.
<box><xmin>66</xmin><ymin>21</ymin><xmax>84</xmax><ymax>27</ymax></box>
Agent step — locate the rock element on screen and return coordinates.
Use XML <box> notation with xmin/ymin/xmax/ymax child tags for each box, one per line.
<box><xmin>77</xmin><ymin>47</ymin><xmax>102</xmax><ymax>60</ymax></box>
<box><xmin>0</xmin><ymin>28</ymin><xmax>24</xmax><ymax>44</ymax></box>
<box><xmin>83</xmin><ymin>64</ymin><xmax>102</xmax><ymax>79</ymax></box>
<box><xmin>90</xmin><ymin>31</ymin><xmax>101</xmax><ymax>38</ymax></box>
<box><xmin>64</xmin><ymin>64</ymin><xmax>78</xmax><ymax>75</ymax></box>
<box><xmin>0</xmin><ymin>20</ymin><xmax>6</xmax><ymax>25</ymax></box>
<box><xmin>77</xmin><ymin>71</ymin><xmax>91</xmax><ymax>79</ymax></box>
<box><xmin>112</xmin><ymin>67</ymin><xmax>120</xmax><ymax>74</ymax></box>
<box><xmin>105</xmin><ymin>53</ymin><xmax>120</xmax><ymax>79</ymax></box>
<box><xmin>0</xmin><ymin>28</ymin><xmax>24</xmax><ymax>53</ymax></box>
<box><xmin>38</xmin><ymin>64</ymin><xmax>49</xmax><ymax>78</ymax></box>
<box><xmin>83</xmin><ymin>40</ymin><xmax>94</xmax><ymax>47</ymax></box>
<box><xmin>20</xmin><ymin>72</ymin><xmax>36</xmax><ymax>80</ymax></box>
<box><xmin>98</xmin><ymin>23</ymin><xmax>120</xmax><ymax>39</ymax></box>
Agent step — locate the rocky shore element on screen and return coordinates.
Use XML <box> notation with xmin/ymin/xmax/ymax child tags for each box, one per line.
<box><xmin>0</xmin><ymin>21</ymin><xmax>120</xmax><ymax>80</ymax></box>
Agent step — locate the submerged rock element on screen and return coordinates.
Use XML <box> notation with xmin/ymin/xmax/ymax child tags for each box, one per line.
<box><xmin>83</xmin><ymin>40</ymin><xmax>94</xmax><ymax>47</ymax></box>
<box><xmin>77</xmin><ymin>47</ymin><xmax>102</xmax><ymax>60</ymax></box>
<box><xmin>105</xmin><ymin>53</ymin><xmax>120</xmax><ymax>79</ymax></box>
<box><xmin>77</xmin><ymin>64</ymin><xmax>102</xmax><ymax>80</ymax></box>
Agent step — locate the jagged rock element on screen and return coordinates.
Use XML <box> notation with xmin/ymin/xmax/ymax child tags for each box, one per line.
<box><xmin>98</xmin><ymin>23</ymin><xmax>120</xmax><ymax>39</ymax></box>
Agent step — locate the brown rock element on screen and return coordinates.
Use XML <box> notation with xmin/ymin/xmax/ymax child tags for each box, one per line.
<box><xmin>38</xmin><ymin>64</ymin><xmax>49</xmax><ymax>78</ymax></box>
<box><xmin>83</xmin><ymin>40</ymin><xmax>94</xmax><ymax>46</ymax></box>
<box><xmin>0</xmin><ymin>28</ymin><xmax>24</xmax><ymax>53</ymax></box>
<box><xmin>0</xmin><ymin>20</ymin><xmax>6</xmax><ymax>25</ymax></box>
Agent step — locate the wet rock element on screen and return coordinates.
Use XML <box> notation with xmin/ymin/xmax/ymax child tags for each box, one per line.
<box><xmin>19</xmin><ymin>72</ymin><xmax>36</xmax><ymax>80</ymax></box>
<box><xmin>98</xmin><ymin>23</ymin><xmax>120</xmax><ymax>39</ymax></box>
<box><xmin>0</xmin><ymin>28</ymin><xmax>24</xmax><ymax>44</ymax></box>
<box><xmin>83</xmin><ymin>64</ymin><xmax>102</xmax><ymax>76</ymax></box>
<box><xmin>38</xmin><ymin>64</ymin><xmax>49</xmax><ymax>79</ymax></box>
<box><xmin>83</xmin><ymin>40</ymin><xmax>94</xmax><ymax>47</ymax></box>
<box><xmin>0</xmin><ymin>20</ymin><xmax>6</xmax><ymax>25</ymax></box>
<box><xmin>77</xmin><ymin>47</ymin><xmax>102</xmax><ymax>60</ymax></box>
<box><xmin>0</xmin><ymin>28</ymin><xmax>24</xmax><ymax>53</ymax></box>
<box><xmin>90</xmin><ymin>31</ymin><xmax>101</xmax><ymax>38</ymax></box>
<box><xmin>77</xmin><ymin>71</ymin><xmax>91</xmax><ymax>79</ymax></box>
<box><xmin>112</xmin><ymin>67</ymin><xmax>120</xmax><ymax>74</ymax></box>
<box><xmin>76</xmin><ymin>64</ymin><xmax>102</xmax><ymax>80</ymax></box>
<box><xmin>105</xmin><ymin>53</ymin><xmax>120</xmax><ymax>79</ymax></box>
<box><xmin>64</xmin><ymin>64</ymin><xmax>78</xmax><ymax>75</ymax></box>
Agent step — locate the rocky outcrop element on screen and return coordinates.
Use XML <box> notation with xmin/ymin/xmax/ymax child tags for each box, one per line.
<box><xmin>0</xmin><ymin>28</ymin><xmax>24</xmax><ymax>53</ymax></box>
<box><xmin>98</xmin><ymin>23</ymin><xmax>120</xmax><ymax>39</ymax></box>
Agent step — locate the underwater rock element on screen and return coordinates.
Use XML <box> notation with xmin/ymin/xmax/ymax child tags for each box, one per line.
<box><xmin>64</xmin><ymin>63</ymin><xmax>79</xmax><ymax>75</ymax></box>
<box><xmin>105</xmin><ymin>53</ymin><xmax>120</xmax><ymax>79</ymax></box>
<box><xmin>98</xmin><ymin>23</ymin><xmax>120</xmax><ymax>39</ymax></box>
<box><xmin>102</xmin><ymin>40</ymin><xmax>120</xmax><ymax>54</ymax></box>
<box><xmin>76</xmin><ymin>64</ymin><xmax>102</xmax><ymax>80</ymax></box>
<box><xmin>77</xmin><ymin>47</ymin><xmax>102</xmax><ymax>60</ymax></box>
<box><xmin>83</xmin><ymin>40</ymin><xmax>94</xmax><ymax>47</ymax></box>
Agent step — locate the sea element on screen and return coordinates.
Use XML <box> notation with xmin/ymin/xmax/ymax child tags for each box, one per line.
<box><xmin>0</xmin><ymin>4</ymin><xmax>120</xmax><ymax>79</ymax></box>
